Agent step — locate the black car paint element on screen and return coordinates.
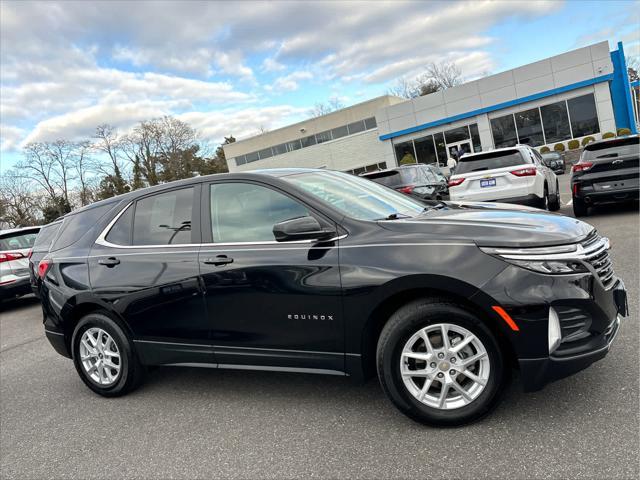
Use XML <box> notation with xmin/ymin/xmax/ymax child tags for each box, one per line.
<box><xmin>34</xmin><ymin>170</ymin><xmax>625</xmax><ymax>391</ymax></box>
<box><xmin>571</xmin><ymin>135</ymin><xmax>640</xmax><ymax>206</ymax></box>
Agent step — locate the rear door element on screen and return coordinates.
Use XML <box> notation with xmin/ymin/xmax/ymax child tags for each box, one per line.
<box><xmin>199</xmin><ymin>180</ymin><xmax>344</xmax><ymax>373</ymax></box>
<box><xmin>88</xmin><ymin>185</ymin><xmax>211</xmax><ymax>365</ymax></box>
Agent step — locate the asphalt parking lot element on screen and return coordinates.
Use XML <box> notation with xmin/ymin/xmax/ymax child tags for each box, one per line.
<box><xmin>1</xmin><ymin>174</ymin><xmax>638</xmax><ymax>480</ymax></box>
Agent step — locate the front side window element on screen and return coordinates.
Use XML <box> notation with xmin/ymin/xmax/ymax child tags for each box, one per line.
<box><xmin>567</xmin><ymin>94</ymin><xmax>599</xmax><ymax>138</ymax></box>
<box><xmin>281</xmin><ymin>170</ymin><xmax>425</xmax><ymax>221</ymax></box>
<box><xmin>210</xmin><ymin>183</ymin><xmax>310</xmax><ymax>243</ymax></box>
<box><xmin>540</xmin><ymin>101</ymin><xmax>571</xmax><ymax>143</ymax></box>
<box><xmin>490</xmin><ymin>115</ymin><xmax>518</xmax><ymax>148</ymax></box>
<box><xmin>131</xmin><ymin>188</ymin><xmax>194</xmax><ymax>245</ymax></box>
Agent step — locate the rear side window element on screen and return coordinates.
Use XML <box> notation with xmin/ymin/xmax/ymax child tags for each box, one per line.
<box><xmin>133</xmin><ymin>188</ymin><xmax>194</xmax><ymax>245</ymax></box>
<box><xmin>582</xmin><ymin>136</ymin><xmax>639</xmax><ymax>160</ymax></box>
<box><xmin>32</xmin><ymin>223</ymin><xmax>62</xmax><ymax>253</ymax></box>
<box><xmin>105</xmin><ymin>205</ymin><xmax>133</xmax><ymax>245</ymax></box>
<box><xmin>0</xmin><ymin>229</ymin><xmax>39</xmax><ymax>251</ymax></box>
<box><xmin>455</xmin><ymin>150</ymin><xmax>528</xmax><ymax>175</ymax></box>
<box><xmin>51</xmin><ymin>204</ymin><xmax>113</xmax><ymax>251</ymax></box>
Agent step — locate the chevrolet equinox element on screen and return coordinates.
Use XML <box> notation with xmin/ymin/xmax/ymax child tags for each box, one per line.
<box><xmin>31</xmin><ymin>169</ymin><xmax>627</xmax><ymax>426</ymax></box>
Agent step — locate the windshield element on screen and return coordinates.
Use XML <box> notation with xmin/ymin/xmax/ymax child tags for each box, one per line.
<box><xmin>582</xmin><ymin>136</ymin><xmax>639</xmax><ymax>160</ymax></box>
<box><xmin>281</xmin><ymin>170</ymin><xmax>425</xmax><ymax>220</ymax></box>
<box><xmin>0</xmin><ymin>229</ymin><xmax>39</xmax><ymax>251</ymax></box>
<box><xmin>455</xmin><ymin>150</ymin><xmax>528</xmax><ymax>174</ymax></box>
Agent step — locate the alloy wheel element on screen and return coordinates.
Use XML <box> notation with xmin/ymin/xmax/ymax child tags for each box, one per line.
<box><xmin>79</xmin><ymin>327</ymin><xmax>121</xmax><ymax>386</ymax></box>
<box><xmin>400</xmin><ymin>323</ymin><xmax>490</xmax><ymax>410</ymax></box>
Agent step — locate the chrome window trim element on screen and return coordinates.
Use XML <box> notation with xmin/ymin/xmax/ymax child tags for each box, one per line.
<box><xmin>95</xmin><ymin>201</ymin><xmax>346</xmax><ymax>249</ymax></box>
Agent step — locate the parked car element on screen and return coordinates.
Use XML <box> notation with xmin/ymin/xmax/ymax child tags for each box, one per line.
<box><xmin>448</xmin><ymin>145</ymin><xmax>560</xmax><ymax>211</ymax></box>
<box><xmin>31</xmin><ymin>169</ymin><xmax>627</xmax><ymax>426</ymax></box>
<box><xmin>570</xmin><ymin>135</ymin><xmax>639</xmax><ymax>217</ymax></box>
<box><xmin>360</xmin><ymin>164</ymin><xmax>449</xmax><ymax>200</ymax></box>
<box><xmin>541</xmin><ymin>151</ymin><xmax>566</xmax><ymax>174</ymax></box>
<box><xmin>0</xmin><ymin>226</ymin><xmax>40</xmax><ymax>301</ymax></box>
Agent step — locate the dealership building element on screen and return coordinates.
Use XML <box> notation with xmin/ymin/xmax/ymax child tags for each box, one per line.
<box><xmin>224</xmin><ymin>41</ymin><xmax>638</xmax><ymax>174</ymax></box>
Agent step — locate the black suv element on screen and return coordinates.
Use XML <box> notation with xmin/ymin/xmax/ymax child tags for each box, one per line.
<box><xmin>571</xmin><ymin>135</ymin><xmax>639</xmax><ymax>216</ymax></box>
<box><xmin>361</xmin><ymin>164</ymin><xmax>449</xmax><ymax>201</ymax></box>
<box><xmin>31</xmin><ymin>169</ymin><xmax>627</xmax><ymax>426</ymax></box>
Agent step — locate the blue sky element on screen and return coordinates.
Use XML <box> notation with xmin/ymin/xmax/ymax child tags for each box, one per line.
<box><xmin>1</xmin><ymin>0</ymin><xmax>638</xmax><ymax>172</ymax></box>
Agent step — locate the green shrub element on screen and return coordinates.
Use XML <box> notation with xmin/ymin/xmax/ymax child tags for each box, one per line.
<box><xmin>553</xmin><ymin>143</ymin><xmax>565</xmax><ymax>152</ymax></box>
<box><xmin>602</xmin><ymin>131</ymin><xmax>616</xmax><ymax>139</ymax></box>
<box><xmin>540</xmin><ymin>146</ymin><xmax>551</xmax><ymax>153</ymax></box>
<box><xmin>567</xmin><ymin>139</ymin><xmax>580</xmax><ymax>150</ymax></box>
<box><xmin>617</xmin><ymin>127</ymin><xmax>632</xmax><ymax>136</ymax></box>
<box><xmin>581</xmin><ymin>136</ymin><xmax>595</xmax><ymax>146</ymax></box>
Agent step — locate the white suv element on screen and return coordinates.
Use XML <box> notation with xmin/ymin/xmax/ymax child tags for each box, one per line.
<box><xmin>0</xmin><ymin>226</ymin><xmax>40</xmax><ymax>301</ymax></box>
<box><xmin>448</xmin><ymin>145</ymin><xmax>560</xmax><ymax>210</ymax></box>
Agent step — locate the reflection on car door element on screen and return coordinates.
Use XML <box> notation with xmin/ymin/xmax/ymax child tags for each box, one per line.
<box><xmin>199</xmin><ymin>181</ymin><xmax>344</xmax><ymax>373</ymax></box>
<box><xmin>89</xmin><ymin>185</ymin><xmax>211</xmax><ymax>365</ymax></box>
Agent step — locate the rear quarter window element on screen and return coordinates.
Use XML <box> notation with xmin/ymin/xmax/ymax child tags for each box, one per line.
<box><xmin>455</xmin><ymin>150</ymin><xmax>528</xmax><ymax>175</ymax></box>
<box><xmin>32</xmin><ymin>223</ymin><xmax>62</xmax><ymax>253</ymax></box>
<box><xmin>50</xmin><ymin>203</ymin><xmax>114</xmax><ymax>251</ymax></box>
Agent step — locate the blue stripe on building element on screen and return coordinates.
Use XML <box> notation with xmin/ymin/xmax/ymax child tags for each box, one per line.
<box><xmin>609</xmin><ymin>41</ymin><xmax>638</xmax><ymax>134</ymax></box>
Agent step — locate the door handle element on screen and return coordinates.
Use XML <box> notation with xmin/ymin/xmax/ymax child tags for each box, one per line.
<box><xmin>204</xmin><ymin>255</ymin><xmax>234</xmax><ymax>266</ymax></box>
<box><xmin>98</xmin><ymin>257</ymin><xmax>120</xmax><ymax>267</ymax></box>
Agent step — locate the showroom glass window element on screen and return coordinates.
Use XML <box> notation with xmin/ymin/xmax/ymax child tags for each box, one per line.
<box><xmin>540</xmin><ymin>101</ymin><xmax>571</xmax><ymax>143</ymax></box>
<box><xmin>394</xmin><ymin>140</ymin><xmax>416</xmax><ymax>164</ymax></box>
<box><xmin>433</xmin><ymin>133</ymin><xmax>447</xmax><ymax>163</ymax></box>
<box><xmin>469</xmin><ymin>124</ymin><xmax>482</xmax><ymax>152</ymax></box>
<box><xmin>515</xmin><ymin>108</ymin><xmax>545</xmax><ymax>146</ymax></box>
<box><xmin>414</xmin><ymin>135</ymin><xmax>438</xmax><ymax>165</ymax></box>
<box><xmin>490</xmin><ymin>115</ymin><xmax>518</xmax><ymax>148</ymax></box>
<box><xmin>567</xmin><ymin>94</ymin><xmax>599</xmax><ymax>137</ymax></box>
<box><xmin>131</xmin><ymin>188</ymin><xmax>195</xmax><ymax>245</ymax></box>
<box><xmin>210</xmin><ymin>183</ymin><xmax>309</xmax><ymax>243</ymax></box>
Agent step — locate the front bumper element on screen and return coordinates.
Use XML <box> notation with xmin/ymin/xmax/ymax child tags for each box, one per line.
<box><xmin>477</xmin><ymin>264</ymin><xmax>628</xmax><ymax>392</ymax></box>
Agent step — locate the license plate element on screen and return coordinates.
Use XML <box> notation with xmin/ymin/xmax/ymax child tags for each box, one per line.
<box><xmin>480</xmin><ymin>179</ymin><xmax>496</xmax><ymax>188</ymax></box>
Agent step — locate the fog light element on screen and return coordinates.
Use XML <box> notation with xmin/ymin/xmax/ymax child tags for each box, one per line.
<box><xmin>548</xmin><ymin>307</ymin><xmax>562</xmax><ymax>354</ymax></box>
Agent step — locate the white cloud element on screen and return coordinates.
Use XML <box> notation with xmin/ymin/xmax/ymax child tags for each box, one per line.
<box><xmin>265</xmin><ymin>71</ymin><xmax>313</xmax><ymax>92</ymax></box>
<box><xmin>261</xmin><ymin>57</ymin><xmax>286</xmax><ymax>72</ymax></box>
<box><xmin>0</xmin><ymin>124</ymin><xmax>26</xmax><ymax>152</ymax></box>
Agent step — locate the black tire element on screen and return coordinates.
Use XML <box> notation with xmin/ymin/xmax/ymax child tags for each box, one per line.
<box><xmin>71</xmin><ymin>312</ymin><xmax>145</xmax><ymax>397</ymax></box>
<box><xmin>376</xmin><ymin>298</ymin><xmax>508</xmax><ymax>427</ymax></box>
<box><xmin>537</xmin><ymin>185</ymin><xmax>549</xmax><ymax>210</ymax></box>
<box><xmin>572</xmin><ymin>197</ymin><xmax>588</xmax><ymax>217</ymax></box>
<box><xmin>548</xmin><ymin>181</ymin><xmax>561</xmax><ymax>211</ymax></box>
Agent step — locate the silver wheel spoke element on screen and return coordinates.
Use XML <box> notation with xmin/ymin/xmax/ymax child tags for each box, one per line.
<box><xmin>462</xmin><ymin>369</ymin><xmax>487</xmax><ymax>386</ymax></box>
<box><xmin>440</xmin><ymin>324</ymin><xmax>450</xmax><ymax>350</ymax></box>
<box><xmin>450</xmin><ymin>334</ymin><xmax>474</xmax><ymax>353</ymax></box>
<box><xmin>402</xmin><ymin>352</ymin><xmax>432</xmax><ymax>362</ymax></box>
<box><xmin>461</xmin><ymin>351</ymin><xmax>487</xmax><ymax>367</ymax></box>
<box><xmin>401</xmin><ymin>367</ymin><xmax>430</xmax><ymax>377</ymax></box>
<box><xmin>418</xmin><ymin>378</ymin><xmax>433</xmax><ymax>402</ymax></box>
<box><xmin>451</xmin><ymin>381</ymin><xmax>473</xmax><ymax>402</ymax></box>
<box><xmin>420</xmin><ymin>330</ymin><xmax>434</xmax><ymax>355</ymax></box>
<box><xmin>438</xmin><ymin>383</ymin><xmax>450</xmax><ymax>409</ymax></box>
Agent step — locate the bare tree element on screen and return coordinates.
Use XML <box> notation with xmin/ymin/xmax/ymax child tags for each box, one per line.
<box><xmin>94</xmin><ymin>124</ymin><xmax>129</xmax><ymax>196</ymax></box>
<box><xmin>310</xmin><ymin>97</ymin><xmax>345</xmax><ymax>117</ymax></box>
<box><xmin>73</xmin><ymin>141</ymin><xmax>95</xmax><ymax>206</ymax></box>
<box><xmin>387</xmin><ymin>77</ymin><xmax>419</xmax><ymax>99</ymax></box>
<box><xmin>426</xmin><ymin>61</ymin><xmax>463</xmax><ymax>89</ymax></box>
<box><xmin>389</xmin><ymin>61</ymin><xmax>464</xmax><ymax>99</ymax></box>
<box><xmin>44</xmin><ymin>139</ymin><xmax>76</xmax><ymax>207</ymax></box>
<box><xmin>0</xmin><ymin>173</ymin><xmax>43</xmax><ymax>227</ymax></box>
<box><xmin>18</xmin><ymin>143</ymin><xmax>59</xmax><ymax>201</ymax></box>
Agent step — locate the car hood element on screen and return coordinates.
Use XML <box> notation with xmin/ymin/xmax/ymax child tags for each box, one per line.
<box><xmin>378</xmin><ymin>201</ymin><xmax>594</xmax><ymax>247</ymax></box>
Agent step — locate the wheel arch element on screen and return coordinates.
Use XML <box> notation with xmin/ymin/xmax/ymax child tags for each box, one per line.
<box><xmin>356</xmin><ymin>279</ymin><xmax>518</xmax><ymax>381</ymax></box>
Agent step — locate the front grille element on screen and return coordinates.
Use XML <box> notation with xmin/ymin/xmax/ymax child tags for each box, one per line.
<box><xmin>580</xmin><ymin>231</ymin><xmax>616</xmax><ymax>290</ymax></box>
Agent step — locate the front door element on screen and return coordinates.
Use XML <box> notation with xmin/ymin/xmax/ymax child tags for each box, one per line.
<box><xmin>89</xmin><ymin>185</ymin><xmax>211</xmax><ymax>365</ymax></box>
<box><xmin>199</xmin><ymin>180</ymin><xmax>344</xmax><ymax>373</ymax></box>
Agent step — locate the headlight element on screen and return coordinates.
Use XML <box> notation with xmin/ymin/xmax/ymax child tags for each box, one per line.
<box><xmin>480</xmin><ymin>245</ymin><xmax>589</xmax><ymax>275</ymax></box>
<box><xmin>505</xmin><ymin>259</ymin><xmax>588</xmax><ymax>274</ymax></box>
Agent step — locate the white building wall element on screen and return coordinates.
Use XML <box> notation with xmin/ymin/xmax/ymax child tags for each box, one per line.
<box><xmin>229</xmin><ymin>130</ymin><xmax>390</xmax><ymax>172</ymax></box>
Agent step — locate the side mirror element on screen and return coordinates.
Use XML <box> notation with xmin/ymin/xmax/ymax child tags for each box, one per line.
<box><xmin>273</xmin><ymin>216</ymin><xmax>336</xmax><ymax>242</ymax></box>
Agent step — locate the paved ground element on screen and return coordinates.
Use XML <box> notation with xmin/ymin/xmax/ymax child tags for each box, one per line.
<box><xmin>1</xmin><ymin>174</ymin><xmax>638</xmax><ymax>479</ymax></box>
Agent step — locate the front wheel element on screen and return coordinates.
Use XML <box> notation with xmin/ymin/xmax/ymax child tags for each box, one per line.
<box><xmin>71</xmin><ymin>312</ymin><xmax>145</xmax><ymax>397</ymax></box>
<box><xmin>376</xmin><ymin>299</ymin><xmax>507</xmax><ymax>426</ymax></box>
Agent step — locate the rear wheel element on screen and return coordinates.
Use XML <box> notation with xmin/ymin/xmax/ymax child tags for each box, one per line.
<box><xmin>548</xmin><ymin>181</ymin><xmax>561</xmax><ymax>211</ymax></box>
<box><xmin>572</xmin><ymin>197</ymin><xmax>588</xmax><ymax>217</ymax></box>
<box><xmin>376</xmin><ymin>299</ymin><xmax>507</xmax><ymax>426</ymax></box>
<box><xmin>537</xmin><ymin>185</ymin><xmax>549</xmax><ymax>210</ymax></box>
<box><xmin>72</xmin><ymin>312</ymin><xmax>145</xmax><ymax>397</ymax></box>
